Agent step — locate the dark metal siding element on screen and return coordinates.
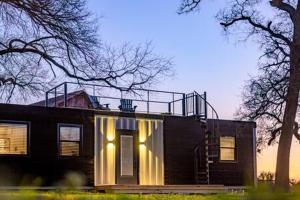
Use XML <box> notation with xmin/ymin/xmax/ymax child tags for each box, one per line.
<box><xmin>0</xmin><ymin>104</ymin><xmax>255</xmax><ymax>186</ymax></box>
<box><xmin>163</xmin><ymin>116</ymin><xmax>206</xmax><ymax>184</ymax></box>
<box><xmin>163</xmin><ymin>117</ymin><xmax>256</xmax><ymax>186</ymax></box>
<box><xmin>206</xmin><ymin>119</ymin><xmax>256</xmax><ymax>186</ymax></box>
<box><xmin>0</xmin><ymin>104</ymin><xmax>95</xmax><ymax>186</ymax></box>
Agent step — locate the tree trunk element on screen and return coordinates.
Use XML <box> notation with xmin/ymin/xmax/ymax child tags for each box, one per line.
<box><xmin>275</xmin><ymin>43</ymin><xmax>300</xmax><ymax>191</ymax></box>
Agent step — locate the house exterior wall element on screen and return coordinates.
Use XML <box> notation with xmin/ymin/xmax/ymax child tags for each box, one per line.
<box><xmin>163</xmin><ymin>117</ymin><xmax>256</xmax><ymax>186</ymax></box>
<box><xmin>206</xmin><ymin>119</ymin><xmax>256</xmax><ymax>186</ymax></box>
<box><xmin>163</xmin><ymin>116</ymin><xmax>206</xmax><ymax>184</ymax></box>
<box><xmin>0</xmin><ymin>103</ymin><xmax>256</xmax><ymax>186</ymax></box>
<box><xmin>0</xmin><ymin>104</ymin><xmax>95</xmax><ymax>186</ymax></box>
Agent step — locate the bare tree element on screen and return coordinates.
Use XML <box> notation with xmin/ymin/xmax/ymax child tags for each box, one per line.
<box><xmin>0</xmin><ymin>0</ymin><xmax>172</xmax><ymax>102</ymax></box>
<box><xmin>179</xmin><ymin>0</ymin><xmax>300</xmax><ymax>191</ymax></box>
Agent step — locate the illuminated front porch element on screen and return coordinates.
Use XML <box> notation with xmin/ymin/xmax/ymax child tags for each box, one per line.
<box><xmin>94</xmin><ymin>115</ymin><xmax>164</xmax><ymax>186</ymax></box>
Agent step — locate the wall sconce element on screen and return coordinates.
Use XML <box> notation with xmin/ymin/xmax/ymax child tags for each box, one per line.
<box><xmin>107</xmin><ymin>136</ymin><xmax>115</xmax><ymax>143</ymax></box>
<box><xmin>139</xmin><ymin>141</ymin><xmax>146</xmax><ymax>146</ymax></box>
<box><xmin>139</xmin><ymin>143</ymin><xmax>146</xmax><ymax>150</ymax></box>
<box><xmin>107</xmin><ymin>142</ymin><xmax>114</xmax><ymax>148</ymax></box>
<box><xmin>106</xmin><ymin>137</ymin><xmax>115</xmax><ymax>149</ymax></box>
<box><xmin>139</xmin><ymin>138</ymin><xmax>146</xmax><ymax>144</ymax></box>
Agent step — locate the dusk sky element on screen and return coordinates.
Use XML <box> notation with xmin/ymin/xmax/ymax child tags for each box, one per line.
<box><xmin>88</xmin><ymin>0</ymin><xmax>300</xmax><ymax>180</ymax></box>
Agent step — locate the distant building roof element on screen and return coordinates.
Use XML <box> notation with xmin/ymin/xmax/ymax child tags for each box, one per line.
<box><xmin>31</xmin><ymin>90</ymin><xmax>104</xmax><ymax>109</ymax></box>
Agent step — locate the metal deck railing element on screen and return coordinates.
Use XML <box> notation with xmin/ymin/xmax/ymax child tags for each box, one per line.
<box><xmin>45</xmin><ymin>82</ymin><xmax>218</xmax><ymax>119</ymax></box>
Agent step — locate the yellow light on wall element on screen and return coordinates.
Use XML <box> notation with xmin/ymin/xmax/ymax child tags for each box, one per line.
<box><xmin>106</xmin><ymin>117</ymin><xmax>115</xmax><ymax>142</ymax></box>
<box><xmin>139</xmin><ymin>143</ymin><xmax>146</xmax><ymax>185</ymax></box>
<box><xmin>107</xmin><ymin>142</ymin><xmax>114</xmax><ymax>148</ymax></box>
<box><xmin>139</xmin><ymin>120</ymin><xmax>146</xmax><ymax>143</ymax></box>
<box><xmin>138</xmin><ymin>119</ymin><xmax>164</xmax><ymax>186</ymax></box>
<box><xmin>95</xmin><ymin>116</ymin><xmax>117</xmax><ymax>185</ymax></box>
<box><xmin>95</xmin><ymin>116</ymin><xmax>164</xmax><ymax>186</ymax></box>
<box><xmin>107</xmin><ymin>135</ymin><xmax>115</xmax><ymax>142</ymax></box>
<box><xmin>139</xmin><ymin>143</ymin><xmax>146</xmax><ymax>148</ymax></box>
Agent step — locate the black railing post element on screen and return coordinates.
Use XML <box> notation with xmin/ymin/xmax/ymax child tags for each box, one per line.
<box><xmin>195</xmin><ymin>92</ymin><xmax>199</xmax><ymax>116</ymax></box>
<box><xmin>182</xmin><ymin>94</ymin><xmax>186</xmax><ymax>116</ymax></box>
<box><xmin>54</xmin><ymin>88</ymin><xmax>57</xmax><ymax>107</ymax></box>
<box><xmin>168</xmin><ymin>102</ymin><xmax>171</xmax><ymax>114</ymax></box>
<box><xmin>45</xmin><ymin>92</ymin><xmax>49</xmax><ymax>107</ymax></box>
<box><xmin>192</xmin><ymin>94</ymin><xmax>195</xmax><ymax>115</ymax></box>
<box><xmin>64</xmin><ymin>82</ymin><xmax>68</xmax><ymax>107</ymax></box>
<box><xmin>172</xmin><ymin>93</ymin><xmax>175</xmax><ymax>114</ymax></box>
<box><xmin>204</xmin><ymin>91</ymin><xmax>207</xmax><ymax>119</ymax></box>
<box><xmin>147</xmin><ymin>90</ymin><xmax>150</xmax><ymax>113</ymax></box>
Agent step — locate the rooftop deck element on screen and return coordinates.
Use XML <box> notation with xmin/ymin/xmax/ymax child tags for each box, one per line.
<box><xmin>44</xmin><ymin>82</ymin><xmax>219</xmax><ymax>120</ymax></box>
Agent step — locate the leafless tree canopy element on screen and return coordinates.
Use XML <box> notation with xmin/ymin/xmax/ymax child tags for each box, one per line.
<box><xmin>0</xmin><ymin>0</ymin><xmax>172</xmax><ymax>102</ymax></box>
<box><xmin>216</xmin><ymin>0</ymin><xmax>300</xmax><ymax>148</ymax></box>
<box><xmin>178</xmin><ymin>0</ymin><xmax>202</xmax><ymax>14</ymax></box>
<box><xmin>179</xmin><ymin>0</ymin><xmax>300</xmax><ymax>190</ymax></box>
<box><xmin>180</xmin><ymin>0</ymin><xmax>300</xmax><ymax>147</ymax></box>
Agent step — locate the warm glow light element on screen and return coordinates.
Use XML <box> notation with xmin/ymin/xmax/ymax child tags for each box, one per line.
<box><xmin>96</xmin><ymin>117</ymin><xmax>164</xmax><ymax>186</ymax></box>
<box><xmin>95</xmin><ymin>116</ymin><xmax>116</xmax><ymax>185</ymax></box>
<box><xmin>139</xmin><ymin>120</ymin><xmax>146</xmax><ymax>143</ymax></box>
<box><xmin>107</xmin><ymin>135</ymin><xmax>114</xmax><ymax>142</ymax></box>
<box><xmin>106</xmin><ymin>118</ymin><xmax>115</xmax><ymax>142</ymax></box>
<box><xmin>107</xmin><ymin>142</ymin><xmax>114</xmax><ymax>148</ymax></box>
<box><xmin>138</xmin><ymin>119</ymin><xmax>164</xmax><ymax>185</ymax></box>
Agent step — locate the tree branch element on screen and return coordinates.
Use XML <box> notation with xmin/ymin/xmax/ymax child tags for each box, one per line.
<box><xmin>268</xmin><ymin>126</ymin><xmax>281</xmax><ymax>145</ymax></box>
<box><xmin>0</xmin><ymin>0</ymin><xmax>172</xmax><ymax>102</ymax></box>
<box><xmin>220</xmin><ymin>16</ymin><xmax>291</xmax><ymax>45</ymax></box>
<box><xmin>178</xmin><ymin>0</ymin><xmax>201</xmax><ymax>14</ymax></box>
<box><xmin>293</xmin><ymin>121</ymin><xmax>300</xmax><ymax>142</ymax></box>
<box><xmin>269</xmin><ymin>0</ymin><xmax>296</xmax><ymax>21</ymax></box>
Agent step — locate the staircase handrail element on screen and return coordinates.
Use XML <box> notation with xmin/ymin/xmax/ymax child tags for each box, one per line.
<box><xmin>193</xmin><ymin>91</ymin><xmax>219</xmax><ymax>120</ymax></box>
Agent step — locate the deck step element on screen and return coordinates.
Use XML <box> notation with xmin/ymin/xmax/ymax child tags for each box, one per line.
<box><xmin>94</xmin><ymin>185</ymin><xmax>245</xmax><ymax>194</ymax></box>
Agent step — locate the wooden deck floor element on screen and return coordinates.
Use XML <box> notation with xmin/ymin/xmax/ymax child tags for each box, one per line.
<box><xmin>95</xmin><ymin>185</ymin><xmax>246</xmax><ymax>194</ymax></box>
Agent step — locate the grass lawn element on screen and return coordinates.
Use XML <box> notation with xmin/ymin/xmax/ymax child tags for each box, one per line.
<box><xmin>0</xmin><ymin>191</ymin><xmax>242</xmax><ymax>200</ymax></box>
<box><xmin>0</xmin><ymin>185</ymin><xmax>299</xmax><ymax>200</ymax></box>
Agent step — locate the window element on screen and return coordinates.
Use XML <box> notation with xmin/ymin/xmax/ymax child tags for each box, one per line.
<box><xmin>120</xmin><ymin>135</ymin><xmax>134</xmax><ymax>176</ymax></box>
<box><xmin>0</xmin><ymin>122</ymin><xmax>28</xmax><ymax>155</ymax></box>
<box><xmin>58</xmin><ymin>125</ymin><xmax>81</xmax><ymax>156</ymax></box>
<box><xmin>220</xmin><ymin>136</ymin><xmax>236</xmax><ymax>161</ymax></box>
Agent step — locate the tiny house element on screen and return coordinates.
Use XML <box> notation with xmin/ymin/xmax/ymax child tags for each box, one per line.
<box><xmin>0</xmin><ymin>82</ymin><xmax>257</xmax><ymax>187</ymax></box>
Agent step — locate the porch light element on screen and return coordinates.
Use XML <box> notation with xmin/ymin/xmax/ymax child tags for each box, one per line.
<box><xmin>107</xmin><ymin>135</ymin><xmax>115</xmax><ymax>142</ymax></box>
<box><xmin>107</xmin><ymin>142</ymin><xmax>114</xmax><ymax>148</ymax></box>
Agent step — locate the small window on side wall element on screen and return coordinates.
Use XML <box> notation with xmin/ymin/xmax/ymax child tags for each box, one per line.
<box><xmin>58</xmin><ymin>124</ymin><xmax>82</xmax><ymax>156</ymax></box>
<box><xmin>0</xmin><ymin>122</ymin><xmax>29</xmax><ymax>155</ymax></box>
<box><xmin>220</xmin><ymin>136</ymin><xmax>236</xmax><ymax>161</ymax></box>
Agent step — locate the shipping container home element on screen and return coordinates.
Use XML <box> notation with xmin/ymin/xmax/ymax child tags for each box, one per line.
<box><xmin>0</xmin><ymin>82</ymin><xmax>257</xmax><ymax>187</ymax></box>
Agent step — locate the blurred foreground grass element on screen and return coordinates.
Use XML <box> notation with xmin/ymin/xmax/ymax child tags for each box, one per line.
<box><xmin>0</xmin><ymin>191</ymin><xmax>242</xmax><ymax>200</ymax></box>
<box><xmin>0</xmin><ymin>184</ymin><xmax>298</xmax><ymax>200</ymax></box>
<box><xmin>0</xmin><ymin>191</ymin><xmax>243</xmax><ymax>200</ymax></box>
